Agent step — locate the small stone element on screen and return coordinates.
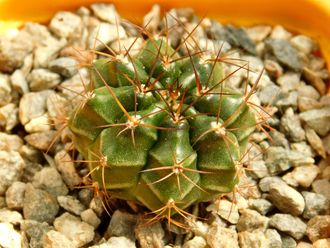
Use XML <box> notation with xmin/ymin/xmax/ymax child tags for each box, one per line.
<box><xmin>238</xmin><ymin>230</ymin><xmax>269</xmax><ymax>248</ymax></box>
<box><xmin>312</xmin><ymin>179</ymin><xmax>330</xmax><ymax>200</ymax></box>
<box><xmin>282</xmin><ymin>172</ymin><xmax>299</xmax><ymax>187</ymax></box>
<box><xmin>259</xmin><ymin>176</ymin><xmax>286</xmax><ymax>192</ymax></box>
<box><xmin>21</xmin><ymin>220</ymin><xmax>53</xmax><ymax>248</ymax></box>
<box><xmin>237</xmin><ymin>209</ymin><xmax>269</xmax><ymax>232</ymax></box>
<box><xmin>78</xmin><ymin>189</ymin><xmax>94</xmax><ymax>207</ymax></box>
<box><xmin>269</xmin><ymin>130</ymin><xmax>290</xmax><ymax>148</ymax></box>
<box><xmin>276</xmin><ymin>91</ymin><xmax>298</xmax><ymax>111</ymax></box>
<box><xmin>105</xmin><ymin>210</ymin><xmax>137</xmax><ymax>241</ymax></box>
<box><xmin>0</xmin><ymin>223</ymin><xmax>22</xmax><ymax>248</ymax></box>
<box><xmin>269</xmin><ymin>214</ymin><xmax>307</xmax><ymax>240</ymax></box>
<box><xmin>135</xmin><ymin>220</ymin><xmax>165</xmax><ymax>248</ymax></box>
<box><xmin>323</xmin><ymin>135</ymin><xmax>330</xmax><ymax>155</ymax></box>
<box><xmin>248</xmin><ymin>198</ymin><xmax>273</xmax><ymax>215</ymax></box>
<box><xmin>19</xmin><ymin>90</ymin><xmax>53</xmax><ymax>125</ymax></box>
<box><xmin>54</xmin><ymin>150</ymin><xmax>82</xmax><ymax>189</ymax></box>
<box><xmin>28</xmin><ymin>69</ymin><xmax>61</xmax><ymax>91</ymax></box>
<box><xmin>25</xmin><ymin>114</ymin><xmax>51</xmax><ymax>133</ymax></box>
<box><xmin>206</xmin><ymin>225</ymin><xmax>239</xmax><ymax>248</ymax></box>
<box><xmin>270</xmin><ymin>25</ymin><xmax>293</xmax><ymax>40</ymax></box>
<box><xmin>296</xmin><ymin>241</ymin><xmax>313</xmax><ymax>248</ymax></box>
<box><xmin>57</xmin><ymin>195</ymin><xmax>86</xmax><ymax>216</ymax></box>
<box><xmin>306</xmin><ymin>215</ymin><xmax>330</xmax><ymax>242</ymax></box>
<box><xmin>0</xmin><ymin>196</ymin><xmax>6</xmax><ymax>208</ymax></box>
<box><xmin>281</xmin><ymin>234</ymin><xmax>297</xmax><ymax>248</ymax></box>
<box><xmin>312</xmin><ymin>239</ymin><xmax>330</xmax><ymax>248</ymax></box>
<box><xmin>265</xmin><ymin>38</ymin><xmax>302</xmax><ymax>71</ymax></box>
<box><xmin>291</xmin><ymin>165</ymin><xmax>320</xmax><ymax>188</ymax></box>
<box><xmin>257</xmin><ymin>83</ymin><xmax>281</xmax><ymax>106</ymax></box>
<box><xmin>302</xmin><ymin>192</ymin><xmax>329</xmax><ymax>219</ymax></box>
<box><xmin>206</xmin><ymin>199</ymin><xmax>239</xmax><ymax>224</ymax></box>
<box><xmin>54</xmin><ymin>212</ymin><xmax>94</xmax><ymax>247</ymax></box>
<box><xmin>32</xmin><ymin>167</ymin><xmax>68</xmax><ymax>196</ymax></box>
<box><xmin>23</xmin><ymin>184</ymin><xmax>59</xmax><ymax>224</ymax></box>
<box><xmin>110</xmin><ymin>37</ymin><xmax>144</xmax><ymax>57</ymax></box>
<box><xmin>246</xmin><ymin>160</ymin><xmax>268</xmax><ymax>179</ymax></box>
<box><xmin>303</xmin><ymin>67</ymin><xmax>327</xmax><ymax>95</ymax></box>
<box><xmin>43</xmin><ymin>230</ymin><xmax>76</xmax><ymax>248</ymax></box>
<box><xmin>280</xmin><ymin>107</ymin><xmax>305</xmax><ymax>142</ymax></box>
<box><xmin>246</xmin><ymin>25</ymin><xmax>272</xmax><ymax>42</ymax></box>
<box><xmin>268</xmin><ymin>182</ymin><xmax>305</xmax><ymax>215</ymax></box>
<box><xmin>290</xmin><ymin>35</ymin><xmax>317</xmax><ymax>54</ymax></box>
<box><xmin>298</xmin><ymin>96</ymin><xmax>322</xmax><ymax>112</ymax></box>
<box><xmin>183</xmin><ymin>236</ymin><xmax>207</xmax><ymax>248</ymax></box>
<box><xmin>89</xmin><ymin>196</ymin><xmax>105</xmax><ymax>217</ymax></box>
<box><xmin>264</xmin><ymin>59</ymin><xmax>283</xmax><ymax>79</ymax></box>
<box><xmin>0</xmin><ymin>103</ymin><xmax>19</xmax><ymax>131</ymax></box>
<box><xmin>298</xmin><ymin>84</ymin><xmax>320</xmax><ymax>100</ymax></box>
<box><xmin>300</xmin><ymin>107</ymin><xmax>330</xmax><ymax>136</ymax></box>
<box><xmin>5</xmin><ymin>181</ymin><xmax>26</xmax><ymax>210</ymax></box>
<box><xmin>90</xmin><ymin>3</ymin><xmax>120</xmax><ymax>24</ymax></box>
<box><xmin>49</xmin><ymin>11</ymin><xmax>82</xmax><ymax>38</ymax></box>
<box><xmin>265</xmin><ymin>229</ymin><xmax>282</xmax><ymax>248</ymax></box>
<box><xmin>0</xmin><ymin>150</ymin><xmax>25</xmax><ymax>195</ymax></box>
<box><xmin>0</xmin><ymin>132</ymin><xmax>23</xmax><ymax>151</ymax></box>
<box><xmin>0</xmin><ymin>208</ymin><xmax>23</xmax><ymax>225</ymax></box>
<box><xmin>276</xmin><ymin>72</ymin><xmax>300</xmax><ymax>92</ymax></box>
<box><xmin>225</xmin><ymin>26</ymin><xmax>256</xmax><ymax>54</ymax></box>
<box><xmin>143</xmin><ymin>5</ymin><xmax>160</xmax><ymax>33</ymax></box>
<box><xmin>101</xmin><ymin>236</ymin><xmax>136</xmax><ymax>248</ymax></box>
<box><xmin>25</xmin><ymin>130</ymin><xmax>57</xmax><ymax>151</ymax></box>
<box><xmin>49</xmin><ymin>57</ymin><xmax>78</xmax><ymax>78</ymax></box>
<box><xmin>10</xmin><ymin>69</ymin><xmax>29</xmax><ymax>94</ymax></box>
<box><xmin>80</xmin><ymin>209</ymin><xmax>101</xmax><ymax>229</ymax></box>
<box><xmin>0</xmin><ymin>74</ymin><xmax>12</xmax><ymax>107</ymax></box>
<box><xmin>88</xmin><ymin>22</ymin><xmax>127</xmax><ymax>50</ymax></box>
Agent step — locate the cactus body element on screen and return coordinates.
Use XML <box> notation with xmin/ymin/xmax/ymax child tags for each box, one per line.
<box><xmin>68</xmin><ymin>38</ymin><xmax>257</xmax><ymax>215</ymax></box>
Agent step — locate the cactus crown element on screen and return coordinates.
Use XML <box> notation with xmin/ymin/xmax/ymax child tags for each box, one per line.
<box><xmin>68</xmin><ymin>19</ymin><xmax>260</xmax><ymax>223</ymax></box>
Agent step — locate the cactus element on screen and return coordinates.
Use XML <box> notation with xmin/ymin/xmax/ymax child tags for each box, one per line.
<box><xmin>68</xmin><ymin>27</ymin><xmax>259</xmax><ymax>221</ymax></box>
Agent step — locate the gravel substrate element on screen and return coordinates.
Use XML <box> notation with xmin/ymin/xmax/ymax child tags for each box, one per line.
<box><xmin>0</xmin><ymin>4</ymin><xmax>329</xmax><ymax>248</ymax></box>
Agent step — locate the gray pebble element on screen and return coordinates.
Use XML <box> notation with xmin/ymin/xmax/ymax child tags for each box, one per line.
<box><xmin>302</xmin><ymin>192</ymin><xmax>330</xmax><ymax>219</ymax></box>
<box><xmin>21</xmin><ymin>220</ymin><xmax>53</xmax><ymax>248</ymax></box>
<box><xmin>297</xmin><ymin>84</ymin><xmax>320</xmax><ymax>100</ymax></box>
<box><xmin>90</xmin><ymin>3</ymin><xmax>119</xmax><ymax>24</ymax></box>
<box><xmin>306</xmin><ymin>215</ymin><xmax>330</xmax><ymax>242</ymax></box>
<box><xmin>265</xmin><ymin>38</ymin><xmax>303</xmax><ymax>71</ymax></box>
<box><xmin>247</xmin><ymin>160</ymin><xmax>268</xmax><ymax>179</ymax></box>
<box><xmin>23</xmin><ymin>184</ymin><xmax>59</xmax><ymax>224</ymax></box>
<box><xmin>78</xmin><ymin>188</ymin><xmax>94</xmax><ymax>207</ymax></box>
<box><xmin>49</xmin><ymin>11</ymin><xmax>82</xmax><ymax>38</ymax></box>
<box><xmin>105</xmin><ymin>210</ymin><xmax>137</xmax><ymax>241</ymax></box>
<box><xmin>54</xmin><ymin>212</ymin><xmax>94</xmax><ymax>247</ymax></box>
<box><xmin>248</xmin><ymin>198</ymin><xmax>273</xmax><ymax>215</ymax></box>
<box><xmin>49</xmin><ymin>57</ymin><xmax>78</xmax><ymax>78</ymax></box>
<box><xmin>225</xmin><ymin>26</ymin><xmax>256</xmax><ymax>55</ymax></box>
<box><xmin>265</xmin><ymin>229</ymin><xmax>282</xmax><ymax>248</ymax></box>
<box><xmin>276</xmin><ymin>91</ymin><xmax>299</xmax><ymax>112</ymax></box>
<box><xmin>5</xmin><ymin>181</ymin><xmax>26</xmax><ymax>210</ymax></box>
<box><xmin>280</xmin><ymin>107</ymin><xmax>305</xmax><ymax>142</ymax></box>
<box><xmin>268</xmin><ymin>182</ymin><xmax>305</xmax><ymax>215</ymax></box>
<box><xmin>57</xmin><ymin>195</ymin><xmax>86</xmax><ymax>216</ymax></box>
<box><xmin>80</xmin><ymin>209</ymin><xmax>101</xmax><ymax>229</ymax></box>
<box><xmin>269</xmin><ymin>213</ymin><xmax>307</xmax><ymax>240</ymax></box>
<box><xmin>290</xmin><ymin>35</ymin><xmax>317</xmax><ymax>54</ymax></box>
<box><xmin>276</xmin><ymin>72</ymin><xmax>300</xmax><ymax>92</ymax></box>
<box><xmin>281</xmin><ymin>234</ymin><xmax>297</xmax><ymax>248</ymax></box>
<box><xmin>300</xmin><ymin>107</ymin><xmax>330</xmax><ymax>136</ymax></box>
<box><xmin>28</xmin><ymin>69</ymin><xmax>61</xmax><ymax>91</ymax></box>
<box><xmin>238</xmin><ymin>230</ymin><xmax>269</xmax><ymax>248</ymax></box>
<box><xmin>32</xmin><ymin>167</ymin><xmax>68</xmax><ymax>196</ymax></box>
<box><xmin>259</xmin><ymin>176</ymin><xmax>285</xmax><ymax>192</ymax></box>
<box><xmin>269</xmin><ymin>130</ymin><xmax>290</xmax><ymax>148</ymax></box>
<box><xmin>257</xmin><ymin>83</ymin><xmax>281</xmax><ymax>106</ymax></box>
<box><xmin>206</xmin><ymin>225</ymin><xmax>239</xmax><ymax>248</ymax></box>
<box><xmin>236</xmin><ymin>209</ymin><xmax>269</xmax><ymax>232</ymax></box>
<box><xmin>135</xmin><ymin>220</ymin><xmax>165</xmax><ymax>248</ymax></box>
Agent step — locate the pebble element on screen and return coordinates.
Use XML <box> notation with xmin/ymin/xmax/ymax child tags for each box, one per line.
<box><xmin>105</xmin><ymin>210</ymin><xmax>137</xmax><ymax>241</ymax></box>
<box><xmin>19</xmin><ymin>90</ymin><xmax>53</xmax><ymax>125</ymax></box>
<box><xmin>238</xmin><ymin>230</ymin><xmax>269</xmax><ymax>248</ymax></box>
<box><xmin>54</xmin><ymin>150</ymin><xmax>82</xmax><ymax>189</ymax></box>
<box><xmin>143</xmin><ymin>5</ymin><xmax>160</xmax><ymax>33</ymax></box>
<box><xmin>24</xmin><ymin>130</ymin><xmax>57</xmax><ymax>151</ymax></box>
<box><xmin>298</xmin><ymin>96</ymin><xmax>322</xmax><ymax>112</ymax></box>
<box><xmin>206</xmin><ymin>225</ymin><xmax>239</xmax><ymax>248</ymax></box>
<box><xmin>21</xmin><ymin>220</ymin><xmax>53</xmax><ymax>248</ymax></box>
<box><xmin>246</xmin><ymin>160</ymin><xmax>268</xmax><ymax>179</ymax></box>
<box><xmin>268</xmin><ymin>182</ymin><xmax>305</xmax><ymax>215</ymax></box>
<box><xmin>290</xmin><ymin>165</ymin><xmax>320</xmax><ymax>188</ymax></box>
<box><xmin>0</xmin><ymin>151</ymin><xmax>25</xmax><ymax>195</ymax></box>
<box><xmin>10</xmin><ymin>69</ymin><xmax>29</xmax><ymax>94</ymax></box>
<box><xmin>257</xmin><ymin>83</ymin><xmax>281</xmax><ymax>106</ymax></box>
<box><xmin>54</xmin><ymin>212</ymin><xmax>95</xmax><ymax>247</ymax></box>
<box><xmin>276</xmin><ymin>91</ymin><xmax>299</xmax><ymax>111</ymax></box>
<box><xmin>5</xmin><ymin>181</ymin><xmax>26</xmax><ymax>210</ymax></box>
<box><xmin>0</xmin><ymin>74</ymin><xmax>12</xmax><ymax>106</ymax></box>
<box><xmin>312</xmin><ymin>239</ymin><xmax>330</xmax><ymax>248</ymax></box>
<box><xmin>290</xmin><ymin>35</ymin><xmax>317</xmax><ymax>54</ymax></box>
<box><xmin>265</xmin><ymin>38</ymin><xmax>302</xmax><ymax>71</ymax></box>
<box><xmin>90</xmin><ymin>3</ymin><xmax>119</xmax><ymax>24</ymax></box>
<box><xmin>57</xmin><ymin>195</ymin><xmax>86</xmax><ymax>216</ymax></box>
<box><xmin>280</xmin><ymin>107</ymin><xmax>305</xmax><ymax>142</ymax></box>
<box><xmin>206</xmin><ymin>199</ymin><xmax>239</xmax><ymax>224</ymax></box>
<box><xmin>88</xmin><ymin>22</ymin><xmax>127</xmax><ymax>50</ymax></box>
<box><xmin>265</xmin><ymin>229</ymin><xmax>282</xmax><ymax>248</ymax></box>
<box><xmin>32</xmin><ymin>167</ymin><xmax>68</xmax><ymax>196</ymax></box>
<box><xmin>312</xmin><ymin>179</ymin><xmax>330</xmax><ymax>200</ymax></box>
<box><xmin>0</xmin><ymin>223</ymin><xmax>23</xmax><ymax>248</ymax></box>
<box><xmin>49</xmin><ymin>57</ymin><xmax>78</xmax><ymax>78</ymax></box>
<box><xmin>259</xmin><ymin>176</ymin><xmax>285</xmax><ymax>192</ymax></box>
<box><xmin>236</xmin><ymin>209</ymin><xmax>269</xmax><ymax>232</ymax></box>
<box><xmin>296</xmin><ymin>241</ymin><xmax>313</xmax><ymax>248</ymax></box>
<box><xmin>303</xmin><ymin>67</ymin><xmax>327</xmax><ymax>95</ymax></box>
<box><xmin>269</xmin><ymin>213</ymin><xmax>307</xmax><ymax>240</ymax></box>
<box><xmin>0</xmin><ymin>208</ymin><xmax>23</xmax><ymax>225</ymax></box>
<box><xmin>306</xmin><ymin>215</ymin><xmax>330</xmax><ymax>242</ymax></box>
<box><xmin>303</xmin><ymin>192</ymin><xmax>330</xmax><ymax>219</ymax></box>
<box><xmin>183</xmin><ymin>236</ymin><xmax>207</xmax><ymax>248</ymax></box>
<box><xmin>270</xmin><ymin>25</ymin><xmax>292</xmax><ymax>40</ymax></box>
<box><xmin>95</xmin><ymin>236</ymin><xmax>136</xmax><ymax>248</ymax></box>
<box><xmin>43</xmin><ymin>230</ymin><xmax>76</xmax><ymax>248</ymax></box>
<box><xmin>135</xmin><ymin>220</ymin><xmax>165</xmax><ymax>248</ymax></box>
<box><xmin>297</xmin><ymin>84</ymin><xmax>320</xmax><ymax>100</ymax></box>
<box><xmin>49</xmin><ymin>11</ymin><xmax>82</xmax><ymax>38</ymax></box>
<box><xmin>0</xmin><ymin>103</ymin><xmax>19</xmax><ymax>131</ymax></box>
<box><xmin>245</xmin><ymin>25</ymin><xmax>272</xmax><ymax>42</ymax></box>
<box><xmin>276</xmin><ymin>72</ymin><xmax>300</xmax><ymax>92</ymax></box>
<box><xmin>281</xmin><ymin>234</ymin><xmax>297</xmax><ymax>248</ymax></box>
<box><xmin>300</xmin><ymin>107</ymin><xmax>330</xmax><ymax>137</ymax></box>
<box><xmin>0</xmin><ymin>132</ymin><xmax>23</xmax><ymax>151</ymax></box>
<box><xmin>80</xmin><ymin>209</ymin><xmax>101</xmax><ymax>229</ymax></box>
<box><xmin>264</xmin><ymin>59</ymin><xmax>283</xmax><ymax>78</ymax></box>
<box><xmin>248</xmin><ymin>198</ymin><xmax>273</xmax><ymax>215</ymax></box>
<box><xmin>225</xmin><ymin>26</ymin><xmax>256</xmax><ymax>55</ymax></box>
<box><xmin>305</xmin><ymin>127</ymin><xmax>327</xmax><ymax>157</ymax></box>
<box><xmin>25</xmin><ymin>114</ymin><xmax>51</xmax><ymax>133</ymax></box>
<box><xmin>23</xmin><ymin>183</ymin><xmax>59</xmax><ymax>224</ymax></box>
<box><xmin>28</xmin><ymin>69</ymin><xmax>61</xmax><ymax>91</ymax></box>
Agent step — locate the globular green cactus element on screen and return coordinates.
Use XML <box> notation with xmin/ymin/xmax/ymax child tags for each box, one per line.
<box><xmin>68</xmin><ymin>34</ymin><xmax>257</xmax><ymax>220</ymax></box>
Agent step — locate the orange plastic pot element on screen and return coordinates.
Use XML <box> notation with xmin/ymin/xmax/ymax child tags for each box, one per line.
<box><xmin>1</xmin><ymin>0</ymin><xmax>330</xmax><ymax>72</ymax></box>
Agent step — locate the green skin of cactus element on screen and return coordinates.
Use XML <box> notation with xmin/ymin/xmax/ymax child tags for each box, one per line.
<box><xmin>69</xmin><ymin>39</ymin><xmax>256</xmax><ymax>214</ymax></box>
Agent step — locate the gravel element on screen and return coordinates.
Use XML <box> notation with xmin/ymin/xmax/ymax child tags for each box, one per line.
<box><xmin>0</xmin><ymin>4</ymin><xmax>329</xmax><ymax>247</ymax></box>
